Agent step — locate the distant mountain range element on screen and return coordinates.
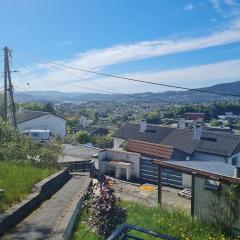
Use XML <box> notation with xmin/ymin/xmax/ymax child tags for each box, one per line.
<box><xmin>14</xmin><ymin>81</ymin><xmax>240</xmax><ymax>104</ymax></box>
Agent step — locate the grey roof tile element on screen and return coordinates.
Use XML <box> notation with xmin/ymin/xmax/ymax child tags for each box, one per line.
<box><xmin>114</xmin><ymin>123</ymin><xmax>240</xmax><ymax>157</ymax></box>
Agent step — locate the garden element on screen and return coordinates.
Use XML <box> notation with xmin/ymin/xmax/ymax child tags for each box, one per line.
<box><xmin>0</xmin><ymin>119</ymin><xmax>61</xmax><ymax>213</ymax></box>
<box><xmin>72</xmin><ymin>179</ymin><xmax>228</xmax><ymax>240</ymax></box>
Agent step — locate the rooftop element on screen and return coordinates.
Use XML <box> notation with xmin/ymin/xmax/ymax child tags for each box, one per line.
<box><xmin>60</xmin><ymin>144</ymin><xmax>100</xmax><ymax>162</ymax></box>
<box><xmin>127</xmin><ymin>140</ymin><xmax>177</xmax><ymax>160</ymax></box>
<box><xmin>16</xmin><ymin>110</ymin><xmax>65</xmax><ymax>124</ymax></box>
<box><xmin>16</xmin><ymin>110</ymin><xmax>49</xmax><ymax>124</ymax></box>
<box><xmin>154</xmin><ymin>160</ymin><xmax>240</xmax><ymax>184</ymax></box>
<box><xmin>114</xmin><ymin>123</ymin><xmax>240</xmax><ymax>157</ymax></box>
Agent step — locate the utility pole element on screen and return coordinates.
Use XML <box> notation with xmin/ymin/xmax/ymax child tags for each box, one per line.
<box><xmin>3</xmin><ymin>47</ymin><xmax>17</xmax><ymax>129</ymax></box>
<box><xmin>3</xmin><ymin>47</ymin><xmax>8</xmax><ymax>121</ymax></box>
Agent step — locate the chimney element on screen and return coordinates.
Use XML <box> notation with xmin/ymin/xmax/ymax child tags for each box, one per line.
<box><xmin>234</xmin><ymin>166</ymin><xmax>240</xmax><ymax>178</ymax></box>
<box><xmin>193</xmin><ymin>124</ymin><xmax>202</xmax><ymax>140</ymax></box>
<box><xmin>178</xmin><ymin>119</ymin><xmax>185</xmax><ymax>129</ymax></box>
<box><xmin>140</xmin><ymin>120</ymin><xmax>147</xmax><ymax>132</ymax></box>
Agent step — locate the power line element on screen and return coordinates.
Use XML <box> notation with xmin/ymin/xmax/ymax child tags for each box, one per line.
<box><xmin>12</xmin><ymin>55</ymin><xmax>120</xmax><ymax>94</ymax></box>
<box><xmin>12</xmin><ymin>54</ymin><xmax>150</xmax><ymax>100</ymax></box>
<box><xmin>10</xmin><ymin>57</ymin><xmax>33</xmax><ymax>90</ymax></box>
<box><xmin>14</xmin><ymin>51</ymin><xmax>240</xmax><ymax>98</ymax></box>
<box><xmin>13</xmin><ymin>53</ymin><xmax>123</xmax><ymax>93</ymax></box>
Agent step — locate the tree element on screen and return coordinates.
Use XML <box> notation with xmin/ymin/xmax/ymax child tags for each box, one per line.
<box><xmin>75</xmin><ymin>131</ymin><xmax>93</xmax><ymax>144</ymax></box>
<box><xmin>66</xmin><ymin>116</ymin><xmax>79</xmax><ymax>133</ymax></box>
<box><xmin>43</xmin><ymin>102</ymin><xmax>55</xmax><ymax>113</ymax></box>
<box><xmin>144</xmin><ymin>111</ymin><xmax>161</xmax><ymax>124</ymax></box>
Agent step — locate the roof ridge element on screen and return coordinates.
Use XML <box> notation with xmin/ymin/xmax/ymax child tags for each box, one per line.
<box><xmin>128</xmin><ymin>139</ymin><xmax>173</xmax><ymax>149</ymax></box>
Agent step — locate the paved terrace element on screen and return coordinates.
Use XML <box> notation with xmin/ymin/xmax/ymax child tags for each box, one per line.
<box><xmin>111</xmin><ymin>179</ymin><xmax>190</xmax><ymax>213</ymax></box>
<box><xmin>60</xmin><ymin>144</ymin><xmax>99</xmax><ymax>163</ymax></box>
<box><xmin>3</xmin><ymin>174</ymin><xmax>91</xmax><ymax>240</ymax></box>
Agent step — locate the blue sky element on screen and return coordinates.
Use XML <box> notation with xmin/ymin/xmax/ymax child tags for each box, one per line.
<box><xmin>0</xmin><ymin>0</ymin><xmax>240</xmax><ymax>93</ymax></box>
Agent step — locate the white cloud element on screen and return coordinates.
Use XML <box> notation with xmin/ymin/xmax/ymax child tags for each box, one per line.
<box><xmin>50</xmin><ymin>18</ymin><xmax>240</xmax><ymax>71</ymax></box>
<box><xmin>16</xmin><ymin>59</ymin><xmax>240</xmax><ymax>93</ymax></box>
<box><xmin>209</xmin><ymin>0</ymin><xmax>222</xmax><ymax>13</ymax></box>
<box><xmin>84</xmin><ymin>59</ymin><xmax>240</xmax><ymax>93</ymax></box>
<box><xmin>185</xmin><ymin>3</ymin><xmax>194</xmax><ymax>11</ymax></box>
<box><xmin>14</xmin><ymin>18</ymin><xmax>240</xmax><ymax>93</ymax></box>
<box><xmin>209</xmin><ymin>0</ymin><xmax>240</xmax><ymax>17</ymax></box>
<box><xmin>224</xmin><ymin>0</ymin><xmax>237</xmax><ymax>6</ymax></box>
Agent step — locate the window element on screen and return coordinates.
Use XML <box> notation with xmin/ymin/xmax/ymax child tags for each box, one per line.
<box><xmin>204</xmin><ymin>179</ymin><xmax>221</xmax><ymax>192</ymax></box>
<box><xmin>232</xmin><ymin>157</ymin><xmax>238</xmax><ymax>166</ymax></box>
<box><xmin>32</xmin><ymin>132</ymin><xmax>39</xmax><ymax>138</ymax></box>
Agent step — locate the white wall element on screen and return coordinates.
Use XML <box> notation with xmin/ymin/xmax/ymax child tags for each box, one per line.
<box><xmin>183</xmin><ymin>173</ymin><xmax>192</xmax><ymax>188</ymax></box>
<box><xmin>18</xmin><ymin>114</ymin><xmax>66</xmax><ymax>138</ymax></box>
<box><xmin>99</xmin><ymin>149</ymin><xmax>140</xmax><ymax>178</ymax></box>
<box><xmin>113</xmin><ymin>137</ymin><xmax>126</xmax><ymax>149</ymax></box>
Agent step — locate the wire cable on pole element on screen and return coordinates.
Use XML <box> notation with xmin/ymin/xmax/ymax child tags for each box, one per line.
<box><xmin>14</xmin><ymin>51</ymin><xmax>240</xmax><ymax>98</ymax></box>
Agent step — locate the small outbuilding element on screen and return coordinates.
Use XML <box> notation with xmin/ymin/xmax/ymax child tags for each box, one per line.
<box><xmin>97</xmin><ymin>149</ymin><xmax>140</xmax><ymax>181</ymax></box>
<box><xmin>155</xmin><ymin>160</ymin><xmax>240</xmax><ymax>233</ymax></box>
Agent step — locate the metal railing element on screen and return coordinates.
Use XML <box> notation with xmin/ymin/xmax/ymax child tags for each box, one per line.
<box><xmin>64</xmin><ymin>160</ymin><xmax>92</xmax><ymax>172</ymax></box>
<box><xmin>107</xmin><ymin>224</ymin><xmax>180</xmax><ymax>240</ymax></box>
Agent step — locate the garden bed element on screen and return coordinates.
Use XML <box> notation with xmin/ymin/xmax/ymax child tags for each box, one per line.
<box><xmin>72</xmin><ymin>201</ymin><xmax>227</xmax><ymax>240</ymax></box>
<box><xmin>0</xmin><ymin>161</ymin><xmax>57</xmax><ymax>213</ymax></box>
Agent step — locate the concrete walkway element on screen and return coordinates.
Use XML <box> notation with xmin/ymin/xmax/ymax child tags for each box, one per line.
<box><xmin>3</xmin><ymin>174</ymin><xmax>91</xmax><ymax>240</ymax></box>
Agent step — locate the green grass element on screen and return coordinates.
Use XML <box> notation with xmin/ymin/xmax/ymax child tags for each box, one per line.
<box><xmin>0</xmin><ymin>161</ymin><xmax>57</xmax><ymax>213</ymax></box>
<box><xmin>72</xmin><ymin>201</ymin><xmax>228</xmax><ymax>240</ymax></box>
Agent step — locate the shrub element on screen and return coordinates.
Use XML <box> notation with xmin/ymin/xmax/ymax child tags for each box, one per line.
<box><xmin>75</xmin><ymin>131</ymin><xmax>93</xmax><ymax>144</ymax></box>
<box><xmin>0</xmin><ymin>119</ymin><xmax>62</xmax><ymax>167</ymax></box>
<box><xmin>83</xmin><ymin>179</ymin><xmax>127</xmax><ymax>237</ymax></box>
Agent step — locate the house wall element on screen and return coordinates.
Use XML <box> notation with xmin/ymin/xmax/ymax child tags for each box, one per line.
<box><xmin>230</xmin><ymin>152</ymin><xmax>240</xmax><ymax>166</ymax></box>
<box><xmin>194</xmin><ymin>176</ymin><xmax>240</xmax><ymax>231</ymax></box>
<box><xmin>98</xmin><ymin>149</ymin><xmax>140</xmax><ymax>178</ymax></box>
<box><xmin>182</xmin><ymin>173</ymin><xmax>192</xmax><ymax>188</ymax></box>
<box><xmin>18</xmin><ymin>114</ymin><xmax>66</xmax><ymax>138</ymax></box>
<box><xmin>113</xmin><ymin>137</ymin><xmax>126</xmax><ymax>150</ymax></box>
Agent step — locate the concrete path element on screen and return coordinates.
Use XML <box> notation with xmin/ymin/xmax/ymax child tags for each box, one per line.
<box><xmin>3</xmin><ymin>174</ymin><xmax>91</xmax><ymax>240</ymax></box>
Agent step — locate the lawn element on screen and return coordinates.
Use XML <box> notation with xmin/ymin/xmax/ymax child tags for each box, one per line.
<box><xmin>72</xmin><ymin>201</ymin><xmax>227</xmax><ymax>240</ymax></box>
<box><xmin>0</xmin><ymin>161</ymin><xmax>57</xmax><ymax>213</ymax></box>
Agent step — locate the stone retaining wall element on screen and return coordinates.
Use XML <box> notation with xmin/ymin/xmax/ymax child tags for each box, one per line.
<box><xmin>0</xmin><ymin>168</ymin><xmax>71</xmax><ymax>236</ymax></box>
<box><xmin>51</xmin><ymin>177</ymin><xmax>92</xmax><ymax>240</ymax></box>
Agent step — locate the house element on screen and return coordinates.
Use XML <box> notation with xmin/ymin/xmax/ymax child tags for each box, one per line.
<box><xmin>113</xmin><ymin>121</ymin><xmax>240</xmax><ymax>187</ymax></box>
<box><xmin>218</xmin><ymin>112</ymin><xmax>240</xmax><ymax>120</ymax></box>
<box><xmin>155</xmin><ymin>160</ymin><xmax>240</xmax><ymax>233</ymax></box>
<box><xmin>75</xmin><ymin>125</ymin><xmax>109</xmax><ymax>136</ymax></box>
<box><xmin>16</xmin><ymin>110</ymin><xmax>66</xmax><ymax>138</ymax></box>
<box><xmin>114</xmin><ymin>121</ymin><xmax>240</xmax><ymax>165</ymax></box>
<box><xmin>183</xmin><ymin>112</ymin><xmax>205</xmax><ymax>121</ymax></box>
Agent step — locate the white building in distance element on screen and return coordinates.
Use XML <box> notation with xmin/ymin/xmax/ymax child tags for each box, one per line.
<box><xmin>16</xmin><ymin>110</ymin><xmax>66</xmax><ymax>138</ymax></box>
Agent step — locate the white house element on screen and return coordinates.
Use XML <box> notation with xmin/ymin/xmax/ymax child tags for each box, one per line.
<box><xmin>112</xmin><ymin>121</ymin><xmax>240</xmax><ymax>188</ymax></box>
<box><xmin>16</xmin><ymin>110</ymin><xmax>66</xmax><ymax>138</ymax></box>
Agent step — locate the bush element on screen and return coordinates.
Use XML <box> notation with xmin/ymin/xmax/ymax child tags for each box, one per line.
<box><xmin>83</xmin><ymin>179</ymin><xmax>127</xmax><ymax>237</ymax></box>
<box><xmin>63</xmin><ymin>134</ymin><xmax>77</xmax><ymax>144</ymax></box>
<box><xmin>75</xmin><ymin>131</ymin><xmax>93</xmax><ymax>144</ymax></box>
<box><xmin>0</xmin><ymin>119</ymin><xmax>62</xmax><ymax>167</ymax></box>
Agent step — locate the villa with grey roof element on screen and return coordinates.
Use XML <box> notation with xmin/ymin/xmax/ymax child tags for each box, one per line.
<box><xmin>111</xmin><ymin>121</ymin><xmax>240</xmax><ymax>187</ymax></box>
